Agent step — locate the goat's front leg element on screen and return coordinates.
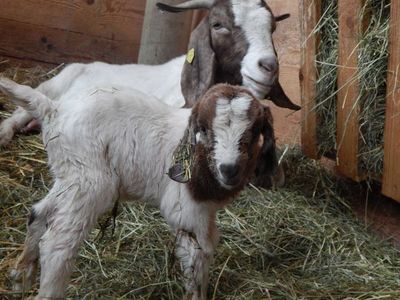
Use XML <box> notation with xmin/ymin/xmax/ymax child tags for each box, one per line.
<box><xmin>175</xmin><ymin>230</ymin><xmax>215</xmax><ymax>300</ymax></box>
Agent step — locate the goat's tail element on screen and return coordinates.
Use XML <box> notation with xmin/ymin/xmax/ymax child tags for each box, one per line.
<box><xmin>0</xmin><ymin>77</ymin><xmax>55</xmax><ymax>120</ymax></box>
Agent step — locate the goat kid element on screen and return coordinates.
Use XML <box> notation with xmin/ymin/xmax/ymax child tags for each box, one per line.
<box><xmin>0</xmin><ymin>78</ymin><xmax>277</xmax><ymax>300</ymax></box>
<box><xmin>0</xmin><ymin>0</ymin><xmax>299</xmax><ymax>147</ymax></box>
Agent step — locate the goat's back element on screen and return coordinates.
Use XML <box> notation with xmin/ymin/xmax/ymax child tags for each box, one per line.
<box><xmin>43</xmin><ymin>87</ymin><xmax>191</xmax><ymax>203</ymax></box>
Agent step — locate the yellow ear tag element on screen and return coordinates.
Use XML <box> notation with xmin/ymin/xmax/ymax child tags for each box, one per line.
<box><xmin>186</xmin><ymin>48</ymin><xmax>195</xmax><ymax>64</ymax></box>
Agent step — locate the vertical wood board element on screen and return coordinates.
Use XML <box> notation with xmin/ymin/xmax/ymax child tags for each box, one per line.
<box><xmin>336</xmin><ymin>0</ymin><xmax>363</xmax><ymax>181</ymax></box>
<box><xmin>300</xmin><ymin>0</ymin><xmax>320</xmax><ymax>159</ymax></box>
<box><xmin>382</xmin><ymin>0</ymin><xmax>400</xmax><ymax>202</ymax></box>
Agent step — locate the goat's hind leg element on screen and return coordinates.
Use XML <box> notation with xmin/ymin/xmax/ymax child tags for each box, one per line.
<box><xmin>36</xmin><ymin>179</ymin><xmax>116</xmax><ymax>300</ymax></box>
<box><xmin>10</xmin><ymin>193</ymin><xmax>53</xmax><ymax>294</ymax></box>
<box><xmin>0</xmin><ymin>107</ymin><xmax>34</xmax><ymax>146</ymax></box>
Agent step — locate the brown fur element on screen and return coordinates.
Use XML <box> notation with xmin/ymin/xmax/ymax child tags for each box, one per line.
<box><xmin>182</xmin><ymin>84</ymin><xmax>276</xmax><ymax>201</ymax></box>
<box><xmin>158</xmin><ymin>0</ymin><xmax>300</xmax><ymax>110</ymax></box>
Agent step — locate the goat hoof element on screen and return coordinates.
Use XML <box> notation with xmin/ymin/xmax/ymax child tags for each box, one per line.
<box><xmin>0</xmin><ymin>124</ymin><xmax>14</xmax><ymax>146</ymax></box>
<box><xmin>9</xmin><ymin>265</ymin><xmax>36</xmax><ymax>294</ymax></box>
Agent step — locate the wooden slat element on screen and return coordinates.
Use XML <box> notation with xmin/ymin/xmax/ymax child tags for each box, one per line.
<box><xmin>138</xmin><ymin>0</ymin><xmax>194</xmax><ymax>64</ymax></box>
<box><xmin>0</xmin><ymin>0</ymin><xmax>146</xmax><ymax>64</ymax></box>
<box><xmin>0</xmin><ymin>0</ymin><xmax>146</xmax><ymax>42</ymax></box>
<box><xmin>300</xmin><ymin>0</ymin><xmax>320</xmax><ymax>159</ymax></box>
<box><xmin>336</xmin><ymin>0</ymin><xmax>363</xmax><ymax>181</ymax></box>
<box><xmin>0</xmin><ymin>18</ymin><xmax>140</xmax><ymax>64</ymax></box>
<box><xmin>382</xmin><ymin>0</ymin><xmax>400</xmax><ymax>202</ymax></box>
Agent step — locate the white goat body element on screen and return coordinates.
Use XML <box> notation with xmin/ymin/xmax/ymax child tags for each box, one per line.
<box><xmin>0</xmin><ymin>78</ymin><xmax>275</xmax><ymax>300</ymax></box>
<box><xmin>0</xmin><ymin>0</ymin><xmax>299</xmax><ymax>147</ymax></box>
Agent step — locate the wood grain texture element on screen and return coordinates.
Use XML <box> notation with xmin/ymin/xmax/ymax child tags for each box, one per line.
<box><xmin>382</xmin><ymin>0</ymin><xmax>400</xmax><ymax>202</ymax></box>
<box><xmin>299</xmin><ymin>0</ymin><xmax>320</xmax><ymax>159</ymax></box>
<box><xmin>138</xmin><ymin>0</ymin><xmax>193</xmax><ymax>64</ymax></box>
<box><xmin>336</xmin><ymin>0</ymin><xmax>363</xmax><ymax>181</ymax></box>
<box><xmin>0</xmin><ymin>0</ymin><xmax>146</xmax><ymax>63</ymax></box>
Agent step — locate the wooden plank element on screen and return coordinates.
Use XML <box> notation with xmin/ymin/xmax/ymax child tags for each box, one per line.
<box><xmin>0</xmin><ymin>0</ymin><xmax>146</xmax><ymax>42</ymax></box>
<box><xmin>299</xmin><ymin>0</ymin><xmax>320</xmax><ymax>159</ymax></box>
<box><xmin>138</xmin><ymin>0</ymin><xmax>194</xmax><ymax>64</ymax></box>
<box><xmin>0</xmin><ymin>18</ymin><xmax>140</xmax><ymax>64</ymax></box>
<box><xmin>336</xmin><ymin>0</ymin><xmax>363</xmax><ymax>181</ymax></box>
<box><xmin>382</xmin><ymin>0</ymin><xmax>400</xmax><ymax>202</ymax></box>
<box><xmin>0</xmin><ymin>0</ymin><xmax>146</xmax><ymax>64</ymax></box>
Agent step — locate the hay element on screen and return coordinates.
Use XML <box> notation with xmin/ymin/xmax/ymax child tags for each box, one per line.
<box><xmin>358</xmin><ymin>0</ymin><xmax>390</xmax><ymax>177</ymax></box>
<box><xmin>314</xmin><ymin>0</ymin><xmax>390</xmax><ymax>177</ymax></box>
<box><xmin>1</xmin><ymin>64</ymin><xmax>400</xmax><ymax>299</ymax></box>
<box><xmin>314</xmin><ymin>0</ymin><xmax>338</xmax><ymax>157</ymax></box>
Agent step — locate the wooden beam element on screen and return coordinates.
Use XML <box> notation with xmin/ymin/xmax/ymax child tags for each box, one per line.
<box><xmin>0</xmin><ymin>18</ymin><xmax>140</xmax><ymax>64</ymax></box>
<box><xmin>138</xmin><ymin>0</ymin><xmax>193</xmax><ymax>64</ymax></box>
<box><xmin>300</xmin><ymin>0</ymin><xmax>320</xmax><ymax>159</ymax></box>
<box><xmin>336</xmin><ymin>0</ymin><xmax>363</xmax><ymax>181</ymax></box>
<box><xmin>0</xmin><ymin>0</ymin><xmax>145</xmax><ymax>64</ymax></box>
<box><xmin>382</xmin><ymin>0</ymin><xmax>400</xmax><ymax>202</ymax></box>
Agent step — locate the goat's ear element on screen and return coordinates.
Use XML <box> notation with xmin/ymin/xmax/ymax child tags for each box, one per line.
<box><xmin>181</xmin><ymin>17</ymin><xmax>216</xmax><ymax>108</ymax></box>
<box><xmin>266</xmin><ymin>81</ymin><xmax>301</xmax><ymax>111</ymax></box>
<box><xmin>275</xmin><ymin>13</ymin><xmax>290</xmax><ymax>22</ymax></box>
<box><xmin>251</xmin><ymin>106</ymin><xmax>278</xmax><ymax>188</ymax></box>
<box><xmin>168</xmin><ymin>114</ymin><xmax>197</xmax><ymax>183</ymax></box>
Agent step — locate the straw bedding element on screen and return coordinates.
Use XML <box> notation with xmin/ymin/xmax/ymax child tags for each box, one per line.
<box><xmin>314</xmin><ymin>0</ymin><xmax>390</xmax><ymax>177</ymax></box>
<box><xmin>1</xmin><ymin>62</ymin><xmax>400</xmax><ymax>299</ymax></box>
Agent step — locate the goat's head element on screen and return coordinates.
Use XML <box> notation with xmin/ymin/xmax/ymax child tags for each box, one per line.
<box><xmin>157</xmin><ymin>0</ymin><xmax>300</xmax><ymax>111</ymax></box>
<box><xmin>169</xmin><ymin>84</ymin><xmax>277</xmax><ymax>201</ymax></box>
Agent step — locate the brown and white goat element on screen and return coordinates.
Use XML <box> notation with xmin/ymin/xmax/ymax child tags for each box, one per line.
<box><xmin>0</xmin><ymin>78</ymin><xmax>277</xmax><ymax>300</ymax></box>
<box><xmin>0</xmin><ymin>0</ymin><xmax>299</xmax><ymax>147</ymax></box>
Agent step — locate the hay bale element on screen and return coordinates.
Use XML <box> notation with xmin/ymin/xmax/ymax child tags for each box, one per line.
<box><xmin>314</xmin><ymin>0</ymin><xmax>390</xmax><ymax>178</ymax></box>
<box><xmin>1</xmin><ymin>64</ymin><xmax>400</xmax><ymax>299</ymax></box>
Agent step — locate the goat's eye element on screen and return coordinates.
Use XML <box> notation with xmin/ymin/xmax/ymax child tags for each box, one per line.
<box><xmin>212</xmin><ymin>22</ymin><xmax>223</xmax><ymax>30</ymax></box>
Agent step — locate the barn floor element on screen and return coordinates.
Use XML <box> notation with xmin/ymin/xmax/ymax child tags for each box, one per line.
<box><xmin>1</xmin><ymin>59</ymin><xmax>400</xmax><ymax>299</ymax></box>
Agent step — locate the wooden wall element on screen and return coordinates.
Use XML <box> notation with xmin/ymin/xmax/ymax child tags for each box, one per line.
<box><xmin>0</xmin><ymin>0</ymin><xmax>146</xmax><ymax>64</ymax></box>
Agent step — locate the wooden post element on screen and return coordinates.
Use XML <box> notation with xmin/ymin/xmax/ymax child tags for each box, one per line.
<box><xmin>138</xmin><ymin>0</ymin><xmax>194</xmax><ymax>65</ymax></box>
<box><xmin>300</xmin><ymin>0</ymin><xmax>320</xmax><ymax>159</ymax></box>
<box><xmin>382</xmin><ymin>0</ymin><xmax>400</xmax><ymax>202</ymax></box>
<box><xmin>336</xmin><ymin>0</ymin><xmax>363</xmax><ymax>181</ymax></box>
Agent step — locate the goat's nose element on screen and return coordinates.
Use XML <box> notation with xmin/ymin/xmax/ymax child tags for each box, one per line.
<box><xmin>219</xmin><ymin>164</ymin><xmax>240</xmax><ymax>179</ymax></box>
<box><xmin>258</xmin><ymin>57</ymin><xmax>278</xmax><ymax>74</ymax></box>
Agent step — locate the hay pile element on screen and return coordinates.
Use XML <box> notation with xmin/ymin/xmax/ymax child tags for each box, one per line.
<box><xmin>314</xmin><ymin>0</ymin><xmax>338</xmax><ymax>157</ymax></box>
<box><xmin>1</xmin><ymin>64</ymin><xmax>400</xmax><ymax>299</ymax></box>
<box><xmin>314</xmin><ymin>0</ymin><xmax>390</xmax><ymax>177</ymax></box>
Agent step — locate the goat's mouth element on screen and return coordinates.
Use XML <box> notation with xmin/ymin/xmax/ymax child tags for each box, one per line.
<box><xmin>242</xmin><ymin>74</ymin><xmax>273</xmax><ymax>97</ymax></box>
<box><xmin>217</xmin><ymin>176</ymin><xmax>241</xmax><ymax>190</ymax></box>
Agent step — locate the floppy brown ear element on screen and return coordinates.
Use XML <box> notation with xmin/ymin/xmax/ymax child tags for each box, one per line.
<box><xmin>251</xmin><ymin>106</ymin><xmax>278</xmax><ymax>188</ymax></box>
<box><xmin>181</xmin><ymin>17</ymin><xmax>216</xmax><ymax>108</ymax></box>
<box><xmin>266</xmin><ymin>81</ymin><xmax>301</xmax><ymax>111</ymax></box>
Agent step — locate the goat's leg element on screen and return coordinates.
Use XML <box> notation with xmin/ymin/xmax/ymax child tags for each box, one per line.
<box><xmin>10</xmin><ymin>191</ymin><xmax>56</xmax><ymax>293</ymax></box>
<box><xmin>35</xmin><ymin>179</ymin><xmax>116</xmax><ymax>300</ymax></box>
<box><xmin>0</xmin><ymin>107</ymin><xmax>34</xmax><ymax>145</ymax></box>
<box><xmin>175</xmin><ymin>230</ymin><xmax>215</xmax><ymax>300</ymax></box>
<box><xmin>10</xmin><ymin>210</ymin><xmax>45</xmax><ymax>293</ymax></box>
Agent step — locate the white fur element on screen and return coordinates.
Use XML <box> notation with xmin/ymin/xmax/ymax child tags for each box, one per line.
<box><xmin>0</xmin><ymin>79</ymin><xmax>264</xmax><ymax>300</ymax></box>
<box><xmin>0</xmin><ymin>0</ymin><xmax>282</xmax><ymax>147</ymax></box>
<box><xmin>232</xmin><ymin>0</ymin><xmax>278</xmax><ymax>99</ymax></box>
<box><xmin>212</xmin><ymin>94</ymin><xmax>252</xmax><ymax>177</ymax></box>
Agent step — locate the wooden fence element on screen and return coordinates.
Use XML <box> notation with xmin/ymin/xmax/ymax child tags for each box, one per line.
<box><xmin>300</xmin><ymin>0</ymin><xmax>400</xmax><ymax>202</ymax></box>
<box><xmin>0</xmin><ymin>0</ymin><xmax>205</xmax><ymax>65</ymax></box>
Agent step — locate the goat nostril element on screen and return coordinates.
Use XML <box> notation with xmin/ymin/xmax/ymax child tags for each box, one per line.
<box><xmin>258</xmin><ymin>58</ymin><xmax>278</xmax><ymax>74</ymax></box>
<box><xmin>219</xmin><ymin>164</ymin><xmax>240</xmax><ymax>179</ymax></box>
